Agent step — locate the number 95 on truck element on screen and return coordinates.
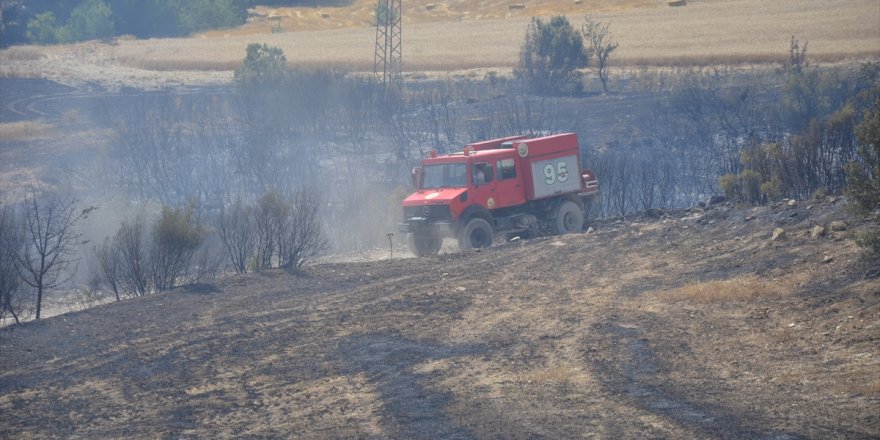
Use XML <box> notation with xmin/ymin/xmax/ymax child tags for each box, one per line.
<box><xmin>398</xmin><ymin>132</ymin><xmax>599</xmax><ymax>256</ymax></box>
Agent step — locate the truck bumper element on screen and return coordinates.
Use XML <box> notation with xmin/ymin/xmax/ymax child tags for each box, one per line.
<box><xmin>398</xmin><ymin>218</ymin><xmax>453</xmax><ymax>235</ymax></box>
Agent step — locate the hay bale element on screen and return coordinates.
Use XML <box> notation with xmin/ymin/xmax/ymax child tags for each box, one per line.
<box><xmin>509</xmin><ymin>4</ymin><xmax>526</xmax><ymax>10</ymax></box>
<box><xmin>426</xmin><ymin>3</ymin><xmax>436</xmax><ymax>10</ymax></box>
<box><xmin>668</xmin><ymin>0</ymin><xmax>687</xmax><ymax>6</ymax></box>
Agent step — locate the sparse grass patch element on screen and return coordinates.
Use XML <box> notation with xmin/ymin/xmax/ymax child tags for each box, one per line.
<box><xmin>842</xmin><ymin>380</ymin><xmax>880</xmax><ymax>396</ymax></box>
<box><xmin>0</xmin><ymin>121</ymin><xmax>55</xmax><ymax>141</ymax></box>
<box><xmin>0</xmin><ymin>46</ymin><xmax>46</xmax><ymax>62</ymax></box>
<box><xmin>60</xmin><ymin>110</ymin><xmax>80</xmax><ymax>125</ymax></box>
<box><xmin>116</xmin><ymin>56</ymin><xmax>243</xmax><ymax>72</ymax></box>
<box><xmin>518</xmin><ymin>364</ymin><xmax>587</xmax><ymax>386</ymax></box>
<box><xmin>664</xmin><ymin>273</ymin><xmax>811</xmax><ymax>303</ymax></box>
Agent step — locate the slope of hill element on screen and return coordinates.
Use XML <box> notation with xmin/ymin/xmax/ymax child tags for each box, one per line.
<box><xmin>1</xmin><ymin>198</ymin><xmax>877</xmax><ymax>438</ymax></box>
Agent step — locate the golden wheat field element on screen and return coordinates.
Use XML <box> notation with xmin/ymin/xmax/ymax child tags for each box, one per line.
<box><xmin>120</xmin><ymin>0</ymin><xmax>880</xmax><ymax>71</ymax></box>
<box><xmin>0</xmin><ymin>0</ymin><xmax>877</xmax><ymax>85</ymax></box>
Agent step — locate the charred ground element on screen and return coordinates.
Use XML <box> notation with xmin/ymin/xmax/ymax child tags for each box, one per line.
<box><xmin>1</xmin><ymin>198</ymin><xmax>878</xmax><ymax>439</ymax></box>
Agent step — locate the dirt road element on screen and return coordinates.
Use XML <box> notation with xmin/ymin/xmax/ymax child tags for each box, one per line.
<box><xmin>1</xmin><ymin>200</ymin><xmax>878</xmax><ymax>438</ymax></box>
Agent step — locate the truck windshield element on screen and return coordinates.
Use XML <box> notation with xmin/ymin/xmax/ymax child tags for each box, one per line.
<box><xmin>422</xmin><ymin>163</ymin><xmax>467</xmax><ymax>189</ymax></box>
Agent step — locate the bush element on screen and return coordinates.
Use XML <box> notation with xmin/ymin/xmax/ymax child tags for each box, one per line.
<box><xmin>151</xmin><ymin>205</ymin><xmax>203</xmax><ymax>291</ymax></box>
<box><xmin>517</xmin><ymin>16</ymin><xmax>588</xmax><ymax>95</ymax></box>
<box><xmin>845</xmin><ymin>99</ymin><xmax>880</xmax><ymax>213</ymax></box>
<box><xmin>719</xmin><ymin>170</ymin><xmax>762</xmax><ymax>204</ymax></box>
<box><xmin>234</xmin><ymin>43</ymin><xmax>288</xmax><ymax>88</ymax></box>
<box><xmin>855</xmin><ymin>228</ymin><xmax>880</xmax><ymax>259</ymax></box>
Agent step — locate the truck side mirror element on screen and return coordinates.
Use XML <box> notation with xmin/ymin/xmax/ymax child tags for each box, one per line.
<box><xmin>411</xmin><ymin>167</ymin><xmax>421</xmax><ymax>189</ymax></box>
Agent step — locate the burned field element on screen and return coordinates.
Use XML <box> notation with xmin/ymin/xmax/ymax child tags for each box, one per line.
<box><xmin>1</xmin><ymin>199</ymin><xmax>878</xmax><ymax>439</ymax></box>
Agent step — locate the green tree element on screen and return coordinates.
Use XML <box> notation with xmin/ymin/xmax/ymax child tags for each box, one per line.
<box><xmin>65</xmin><ymin>0</ymin><xmax>114</xmax><ymax>42</ymax></box>
<box><xmin>173</xmin><ymin>0</ymin><xmax>243</xmax><ymax>34</ymax></box>
<box><xmin>26</xmin><ymin>11</ymin><xmax>60</xmax><ymax>44</ymax></box>
<box><xmin>234</xmin><ymin>43</ymin><xmax>288</xmax><ymax>88</ymax></box>
<box><xmin>517</xmin><ymin>16</ymin><xmax>589</xmax><ymax>95</ymax></box>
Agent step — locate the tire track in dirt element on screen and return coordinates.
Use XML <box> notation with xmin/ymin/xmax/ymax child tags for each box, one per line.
<box><xmin>337</xmin><ymin>333</ymin><xmax>485</xmax><ymax>439</ymax></box>
<box><xmin>589</xmin><ymin>320</ymin><xmax>805</xmax><ymax>440</ymax></box>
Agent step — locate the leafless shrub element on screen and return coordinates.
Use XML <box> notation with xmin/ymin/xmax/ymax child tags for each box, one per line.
<box><xmin>280</xmin><ymin>189</ymin><xmax>330</xmax><ymax>270</ymax></box>
<box><xmin>0</xmin><ymin>205</ymin><xmax>29</xmax><ymax>324</ymax></box>
<box><xmin>253</xmin><ymin>190</ymin><xmax>289</xmax><ymax>271</ymax></box>
<box><xmin>92</xmin><ymin>237</ymin><xmax>122</xmax><ymax>301</ymax></box>
<box><xmin>188</xmin><ymin>235</ymin><xmax>226</xmax><ymax>284</ymax></box>
<box><xmin>115</xmin><ymin>218</ymin><xmax>150</xmax><ymax>297</ymax></box>
<box><xmin>216</xmin><ymin>198</ymin><xmax>255</xmax><ymax>274</ymax></box>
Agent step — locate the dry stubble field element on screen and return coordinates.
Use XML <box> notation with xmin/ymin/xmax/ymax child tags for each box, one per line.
<box><xmin>0</xmin><ymin>0</ymin><xmax>877</xmax><ymax>89</ymax></box>
<box><xmin>1</xmin><ymin>199</ymin><xmax>878</xmax><ymax>438</ymax></box>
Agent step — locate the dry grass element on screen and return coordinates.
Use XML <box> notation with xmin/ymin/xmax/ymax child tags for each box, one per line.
<box><xmin>1</xmin><ymin>0</ymin><xmax>874</xmax><ymax>88</ymax></box>
<box><xmin>518</xmin><ymin>364</ymin><xmax>588</xmax><ymax>386</ymax></box>
<box><xmin>117</xmin><ymin>0</ymin><xmax>880</xmax><ymax>72</ymax></box>
<box><xmin>0</xmin><ymin>121</ymin><xmax>55</xmax><ymax>142</ymax></box>
<box><xmin>664</xmin><ymin>272</ymin><xmax>811</xmax><ymax>303</ymax></box>
<box><xmin>0</xmin><ymin>46</ymin><xmax>45</xmax><ymax>62</ymax></box>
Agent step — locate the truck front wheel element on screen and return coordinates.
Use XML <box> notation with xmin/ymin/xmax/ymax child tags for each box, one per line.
<box><xmin>458</xmin><ymin>217</ymin><xmax>494</xmax><ymax>251</ymax></box>
<box><xmin>553</xmin><ymin>200</ymin><xmax>584</xmax><ymax>235</ymax></box>
<box><xmin>408</xmin><ymin>233</ymin><xmax>442</xmax><ymax>257</ymax></box>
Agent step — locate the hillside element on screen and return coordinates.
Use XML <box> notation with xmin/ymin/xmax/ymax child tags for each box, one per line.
<box><xmin>1</xmin><ymin>198</ymin><xmax>878</xmax><ymax>438</ymax></box>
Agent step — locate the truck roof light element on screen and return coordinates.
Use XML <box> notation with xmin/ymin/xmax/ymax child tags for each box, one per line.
<box><xmin>463</xmin><ymin>146</ymin><xmax>472</xmax><ymax>156</ymax></box>
<box><xmin>430</xmin><ymin>149</ymin><xmax>437</xmax><ymax>157</ymax></box>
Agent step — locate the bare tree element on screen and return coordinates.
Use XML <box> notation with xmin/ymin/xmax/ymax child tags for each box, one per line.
<box><xmin>583</xmin><ymin>15</ymin><xmax>619</xmax><ymax>93</ymax></box>
<box><xmin>637</xmin><ymin>160</ymin><xmax>658</xmax><ymax>211</ymax></box>
<box><xmin>116</xmin><ymin>218</ymin><xmax>150</xmax><ymax>297</ymax></box>
<box><xmin>92</xmin><ymin>237</ymin><xmax>122</xmax><ymax>301</ymax></box>
<box><xmin>0</xmin><ymin>205</ymin><xmax>28</xmax><ymax>323</ymax></box>
<box><xmin>279</xmin><ymin>189</ymin><xmax>330</xmax><ymax>270</ymax></box>
<box><xmin>253</xmin><ymin>190</ymin><xmax>289</xmax><ymax>270</ymax></box>
<box><xmin>10</xmin><ymin>192</ymin><xmax>92</xmax><ymax>319</ymax></box>
<box><xmin>217</xmin><ymin>198</ymin><xmax>255</xmax><ymax>274</ymax></box>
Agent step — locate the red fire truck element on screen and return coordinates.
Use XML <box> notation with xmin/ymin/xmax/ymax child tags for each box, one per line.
<box><xmin>399</xmin><ymin>133</ymin><xmax>599</xmax><ymax>256</ymax></box>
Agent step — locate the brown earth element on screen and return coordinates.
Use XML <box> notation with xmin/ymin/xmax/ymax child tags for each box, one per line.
<box><xmin>1</xmin><ymin>197</ymin><xmax>878</xmax><ymax>438</ymax></box>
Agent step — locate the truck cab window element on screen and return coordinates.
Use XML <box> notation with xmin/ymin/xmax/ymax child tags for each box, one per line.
<box><xmin>473</xmin><ymin>163</ymin><xmax>493</xmax><ymax>184</ymax></box>
<box><xmin>497</xmin><ymin>159</ymin><xmax>516</xmax><ymax>180</ymax></box>
<box><xmin>422</xmin><ymin>163</ymin><xmax>467</xmax><ymax>189</ymax></box>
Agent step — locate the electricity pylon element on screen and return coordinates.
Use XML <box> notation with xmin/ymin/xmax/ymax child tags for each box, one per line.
<box><xmin>373</xmin><ymin>0</ymin><xmax>402</xmax><ymax>89</ymax></box>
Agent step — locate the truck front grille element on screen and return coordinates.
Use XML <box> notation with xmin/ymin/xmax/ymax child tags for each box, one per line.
<box><xmin>404</xmin><ymin>205</ymin><xmax>452</xmax><ymax>222</ymax></box>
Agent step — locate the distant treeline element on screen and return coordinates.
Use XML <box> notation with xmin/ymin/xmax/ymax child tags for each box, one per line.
<box><xmin>0</xmin><ymin>0</ymin><xmax>354</xmax><ymax>46</ymax></box>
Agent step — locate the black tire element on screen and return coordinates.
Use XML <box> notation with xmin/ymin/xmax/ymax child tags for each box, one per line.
<box><xmin>407</xmin><ymin>233</ymin><xmax>442</xmax><ymax>257</ymax></box>
<box><xmin>458</xmin><ymin>217</ymin><xmax>494</xmax><ymax>251</ymax></box>
<box><xmin>552</xmin><ymin>200</ymin><xmax>584</xmax><ymax>235</ymax></box>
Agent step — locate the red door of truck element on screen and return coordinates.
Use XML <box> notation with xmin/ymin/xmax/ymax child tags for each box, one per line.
<box><xmin>492</xmin><ymin>157</ymin><xmax>525</xmax><ymax>208</ymax></box>
<box><xmin>468</xmin><ymin>161</ymin><xmax>498</xmax><ymax>211</ymax></box>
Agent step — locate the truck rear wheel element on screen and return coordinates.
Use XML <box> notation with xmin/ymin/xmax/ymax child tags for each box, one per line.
<box><xmin>407</xmin><ymin>233</ymin><xmax>442</xmax><ymax>257</ymax></box>
<box><xmin>458</xmin><ymin>217</ymin><xmax>494</xmax><ymax>251</ymax></box>
<box><xmin>553</xmin><ymin>200</ymin><xmax>584</xmax><ymax>235</ymax></box>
